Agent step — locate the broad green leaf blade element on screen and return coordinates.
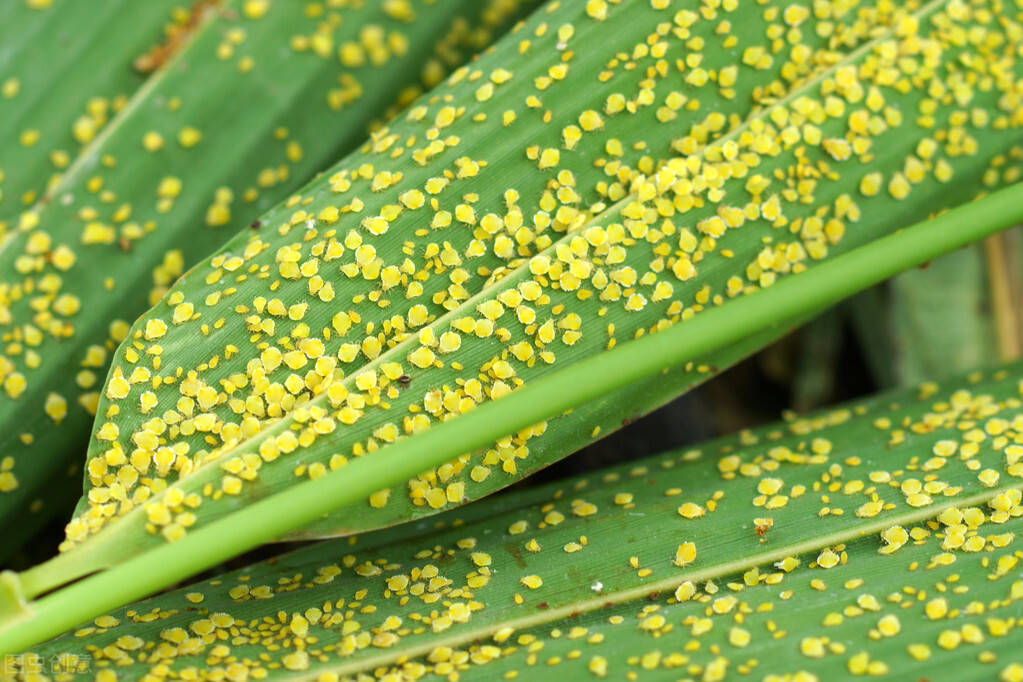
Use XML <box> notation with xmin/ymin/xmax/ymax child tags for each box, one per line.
<box><xmin>19</xmin><ymin>361</ymin><xmax>1023</xmax><ymax>680</ymax></box>
<box><xmin>288</xmin><ymin>335</ymin><xmax>808</xmax><ymax>541</ymax></box>
<box><xmin>0</xmin><ymin>0</ymin><xmax>181</xmax><ymax>220</ymax></box>
<box><xmin>43</xmin><ymin>0</ymin><xmax>1023</xmax><ymax>587</ymax></box>
<box><xmin>11</xmin><ymin>184</ymin><xmax>1020</xmax><ymax>649</ymax></box>
<box><xmin>285</xmin><ymin>312</ymin><xmax>822</xmax><ymax>542</ymax></box>
<box><xmin>851</xmin><ymin>227</ymin><xmax>1023</xmax><ymax>390</ymax></box>
<box><xmin>0</xmin><ymin>461</ymin><xmax>80</xmax><ymax>567</ymax></box>
<box><xmin>0</xmin><ymin>0</ymin><xmax>538</xmax><ymax>534</ymax></box>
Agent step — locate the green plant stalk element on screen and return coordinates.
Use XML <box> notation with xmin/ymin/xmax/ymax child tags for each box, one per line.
<box><xmin>4</xmin><ymin>181</ymin><xmax>1023</xmax><ymax>654</ymax></box>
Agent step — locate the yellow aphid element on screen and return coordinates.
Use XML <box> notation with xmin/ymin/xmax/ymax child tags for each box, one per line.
<box><xmin>677</xmin><ymin>502</ymin><xmax>704</xmax><ymax>518</ymax></box>
<box><xmin>143</xmin><ymin>131</ymin><xmax>164</xmax><ymax>152</ymax></box>
<box><xmin>44</xmin><ymin>393</ymin><xmax>68</xmax><ymax>423</ymax></box>
<box><xmin>144</xmin><ymin>319</ymin><xmax>168</xmax><ymax>340</ymax></box>
<box><xmin>157</xmin><ymin>176</ymin><xmax>182</xmax><ymax>198</ymax></box>
<box><xmin>674</xmin><ymin>542</ymin><xmax>697</xmax><ymax>567</ymax></box>
<box><xmin>408</xmin><ymin>347</ymin><xmax>436</xmax><ymax>368</ymax></box>
<box><xmin>888</xmin><ymin>172</ymin><xmax>911</xmax><ymax>200</ymax></box>
<box><xmin>816</xmin><ymin>549</ymin><xmax>840</xmax><ymax>569</ymax></box>
<box><xmin>520</xmin><ymin>574</ymin><xmax>543</xmax><ymax>589</ymax></box>
<box><xmin>579</xmin><ymin>110</ymin><xmax>604</xmax><ymax>131</ymax></box>
<box><xmin>106</xmin><ymin>376</ymin><xmax>130</xmax><ymax>401</ymax></box>
<box><xmin>585</xmin><ymin>0</ymin><xmax>607</xmax><ymax>20</ymax></box>
<box><xmin>538</xmin><ymin>148</ymin><xmax>560</xmax><ymax>169</ymax></box>
<box><xmin>177</xmin><ymin>126</ymin><xmax>202</xmax><ymax>147</ymax></box>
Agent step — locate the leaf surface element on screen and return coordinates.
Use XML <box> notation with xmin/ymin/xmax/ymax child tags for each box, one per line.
<box><xmin>0</xmin><ymin>0</ymin><xmax>181</xmax><ymax>220</ymax></box>
<box><xmin>20</xmin><ymin>361</ymin><xmax>1023</xmax><ymax>680</ymax></box>
<box><xmin>0</xmin><ymin>0</ymin><xmax>538</xmax><ymax>537</ymax></box>
<box><xmin>36</xmin><ymin>0</ymin><xmax>1023</xmax><ymax>593</ymax></box>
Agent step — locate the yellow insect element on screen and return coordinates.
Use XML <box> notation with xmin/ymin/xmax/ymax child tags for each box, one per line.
<box><xmin>754</xmin><ymin>517</ymin><xmax>774</xmax><ymax>540</ymax></box>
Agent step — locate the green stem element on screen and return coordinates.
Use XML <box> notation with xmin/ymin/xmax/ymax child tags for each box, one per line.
<box><xmin>3</xmin><ymin>182</ymin><xmax>1023</xmax><ymax>654</ymax></box>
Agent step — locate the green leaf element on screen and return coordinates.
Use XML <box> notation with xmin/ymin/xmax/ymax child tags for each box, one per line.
<box><xmin>792</xmin><ymin>310</ymin><xmax>843</xmax><ymax>410</ymax></box>
<box><xmin>17</xmin><ymin>360</ymin><xmax>1023</xmax><ymax>680</ymax></box>
<box><xmin>0</xmin><ymin>0</ymin><xmax>539</xmax><ymax>538</ymax></box>
<box><xmin>900</xmin><ymin>230</ymin><xmax>1023</xmax><ymax>384</ymax></box>
<box><xmin>0</xmin><ymin>0</ymin><xmax>181</xmax><ymax>219</ymax></box>
<box><xmin>8</xmin><ymin>184</ymin><xmax>1019</xmax><ymax>650</ymax></box>
<box><xmin>890</xmin><ymin>245</ymin><xmax>998</xmax><ymax>384</ymax></box>
<box><xmin>0</xmin><ymin>460</ymin><xmax>81</xmax><ymax>567</ymax></box>
<box><xmin>843</xmin><ymin>284</ymin><xmax>898</xmax><ymax>389</ymax></box>
<box><xmin>37</xmin><ymin>0</ymin><xmax>1023</xmax><ymax>590</ymax></box>
<box><xmin>851</xmin><ymin>228</ymin><xmax>1023</xmax><ymax>390</ymax></box>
